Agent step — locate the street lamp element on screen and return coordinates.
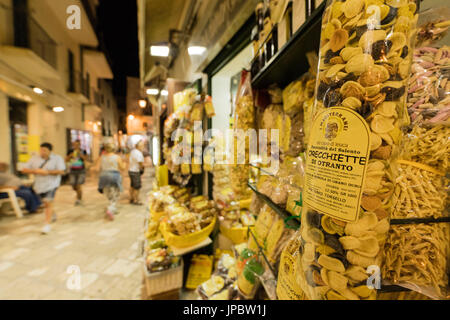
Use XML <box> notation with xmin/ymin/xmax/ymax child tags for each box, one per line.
<box><xmin>33</xmin><ymin>87</ymin><xmax>44</xmax><ymax>95</ymax></box>
<box><xmin>188</xmin><ymin>46</ymin><xmax>207</xmax><ymax>56</ymax></box>
<box><xmin>139</xmin><ymin>99</ymin><xmax>147</xmax><ymax>108</ymax></box>
<box><xmin>150</xmin><ymin>45</ymin><xmax>169</xmax><ymax>57</ymax></box>
<box><xmin>52</xmin><ymin>106</ymin><xmax>64</xmax><ymax>112</ymax></box>
<box><xmin>146</xmin><ymin>88</ymin><xmax>159</xmax><ymax>95</ymax></box>
<box><xmin>128</xmin><ymin>114</ymin><xmax>135</xmax><ymax>120</ymax></box>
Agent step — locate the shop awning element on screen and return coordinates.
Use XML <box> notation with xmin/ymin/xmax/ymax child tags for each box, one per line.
<box><xmin>0</xmin><ymin>46</ymin><xmax>61</xmax><ymax>80</ymax></box>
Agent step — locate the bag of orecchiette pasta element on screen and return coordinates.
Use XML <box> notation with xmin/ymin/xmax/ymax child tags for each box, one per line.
<box><xmin>296</xmin><ymin>0</ymin><xmax>419</xmax><ymax>300</ymax></box>
<box><xmin>382</xmin><ymin>8</ymin><xmax>450</xmax><ymax>300</ymax></box>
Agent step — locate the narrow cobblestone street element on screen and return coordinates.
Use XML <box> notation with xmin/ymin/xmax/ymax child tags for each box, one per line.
<box><xmin>0</xmin><ymin>172</ymin><xmax>152</xmax><ymax>300</ymax></box>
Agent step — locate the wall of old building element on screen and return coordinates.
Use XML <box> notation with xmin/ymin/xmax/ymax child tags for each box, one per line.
<box><xmin>0</xmin><ymin>0</ymin><xmax>109</xmax><ymax>166</ymax></box>
<box><xmin>0</xmin><ymin>92</ymin><xmax>11</xmax><ymax>164</ymax></box>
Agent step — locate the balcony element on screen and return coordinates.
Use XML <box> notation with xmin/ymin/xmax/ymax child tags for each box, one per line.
<box><xmin>83</xmin><ymin>50</ymin><xmax>113</xmax><ymax>80</ymax></box>
<box><xmin>67</xmin><ymin>71</ymin><xmax>90</xmax><ymax>103</ymax></box>
<box><xmin>0</xmin><ymin>12</ymin><xmax>59</xmax><ymax>81</ymax></box>
<box><xmin>85</xmin><ymin>87</ymin><xmax>102</xmax><ymax>123</ymax></box>
<box><xmin>90</xmin><ymin>87</ymin><xmax>101</xmax><ymax>107</ymax></box>
<box><xmin>27</xmin><ymin>16</ymin><xmax>57</xmax><ymax>69</ymax></box>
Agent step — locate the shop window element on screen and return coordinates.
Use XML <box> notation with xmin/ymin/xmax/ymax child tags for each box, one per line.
<box><xmin>86</xmin><ymin>72</ymin><xmax>90</xmax><ymax>99</ymax></box>
<box><xmin>9</xmin><ymin>98</ymin><xmax>28</xmax><ymax>174</ymax></box>
<box><xmin>101</xmin><ymin>119</ymin><xmax>106</xmax><ymax>136</ymax></box>
<box><xmin>68</xmin><ymin>49</ymin><xmax>75</xmax><ymax>92</ymax></box>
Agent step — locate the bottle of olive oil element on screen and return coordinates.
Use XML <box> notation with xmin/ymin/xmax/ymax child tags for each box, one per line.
<box><xmin>263</xmin><ymin>1</ymin><xmax>274</xmax><ymax>63</ymax></box>
<box><xmin>305</xmin><ymin>0</ymin><xmax>315</xmax><ymax>18</ymax></box>
<box><xmin>251</xmin><ymin>26</ymin><xmax>260</xmax><ymax>76</ymax></box>
<box><xmin>256</xmin><ymin>2</ymin><xmax>265</xmax><ymax>70</ymax></box>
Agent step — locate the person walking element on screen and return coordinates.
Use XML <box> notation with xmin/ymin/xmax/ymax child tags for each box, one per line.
<box><xmin>97</xmin><ymin>143</ymin><xmax>125</xmax><ymax>220</ymax></box>
<box><xmin>66</xmin><ymin>140</ymin><xmax>88</xmax><ymax>206</ymax></box>
<box><xmin>128</xmin><ymin>140</ymin><xmax>145</xmax><ymax>205</ymax></box>
<box><xmin>22</xmin><ymin>143</ymin><xmax>65</xmax><ymax>234</ymax></box>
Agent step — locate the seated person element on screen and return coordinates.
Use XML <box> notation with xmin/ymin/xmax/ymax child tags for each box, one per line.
<box><xmin>0</xmin><ymin>162</ymin><xmax>41</xmax><ymax>213</ymax></box>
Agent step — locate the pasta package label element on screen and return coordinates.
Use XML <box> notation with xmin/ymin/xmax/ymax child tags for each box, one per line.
<box><xmin>304</xmin><ymin>107</ymin><xmax>370</xmax><ymax>222</ymax></box>
<box><xmin>186</xmin><ymin>255</ymin><xmax>214</xmax><ymax>290</ymax></box>
<box><xmin>276</xmin><ymin>236</ymin><xmax>306</xmax><ymax>300</ymax></box>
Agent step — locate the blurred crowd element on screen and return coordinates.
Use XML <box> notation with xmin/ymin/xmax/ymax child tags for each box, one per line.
<box><xmin>0</xmin><ymin>139</ymin><xmax>152</xmax><ymax>234</ymax></box>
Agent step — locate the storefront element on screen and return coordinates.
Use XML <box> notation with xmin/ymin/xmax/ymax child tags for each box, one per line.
<box><xmin>67</xmin><ymin>128</ymin><xmax>93</xmax><ymax>159</ymax></box>
<box><xmin>140</xmin><ymin>0</ymin><xmax>449</xmax><ymax>301</ymax></box>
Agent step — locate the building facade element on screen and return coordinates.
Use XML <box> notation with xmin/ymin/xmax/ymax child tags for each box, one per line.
<box><xmin>0</xmin><ymin>0</ymin><xmax>116</xmax><ymax>172</ymax></box>
<box><xmin>126</xmin><ymin>76</ymin><xmax>153</xmax><ymax>136</ymax></box>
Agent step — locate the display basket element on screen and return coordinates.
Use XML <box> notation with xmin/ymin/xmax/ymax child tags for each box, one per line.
<box><xmin>239</xmin><ymin>198</ymin><xmax>252</xmax><ymax>209</ymax></box>
<box><xmin>219</xmin><ymin>223</ymin><xmax>254</xmax><ymax>245</ymax></box>
<box><xmin>142</xmin><ymin>259</ymin><xmax>184</xmax><ymax>297</ymax></box>
<box><xmin>150</xmin><ymin>208</ymin><xmax>166</xmax><ymax>222</ymax></box>
<box><xmin>159</xmin><ymin>215</ymin><xmax>217</xmax><ymax>248</ymax></box>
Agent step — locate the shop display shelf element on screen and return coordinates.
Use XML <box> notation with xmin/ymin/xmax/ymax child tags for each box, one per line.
<box><xmin>390</xmin><ymin>216</ymin><xmax>450</xmax><ymax>225</ymax></box>
<box><xmin>142</xmin><ymin>259</ymin><xmax>184</xmax><ymax>297</ymax></box>
<box><xmin>251</xmin><ymin>1</ymin><xmax>326</xmax><ymax>89</ymax></box>
<box><xmin>247</xmin><ymin>182</ymin><xmax>300</xmax><ymax>230</ymax></box>
<box><xmin>247</xmin><ymin>184</ymin><xmax>414</xmax><ymax>295</ymax></box>
<box><xmin>379</xmin><ymin>284</ymin><xmax>411</xmax><ymax>293</ymax></box>
<box><xmin>249</xmin><ymin>163</ymin><xmax>276</xmax><ymax>177</ymax></box>
<box><xmin>247</xmin><ymin>226</ymin><xmax>278</xmax><ymax>277</ymax></box>
<box><xmin>246</xmin><ymin>227</ymin><xmax>278</xmax><ymax>300</ymax></box>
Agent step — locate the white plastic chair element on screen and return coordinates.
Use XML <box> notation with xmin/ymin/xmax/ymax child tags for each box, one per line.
<box><xmin>0</xmin><ymin>188</ymin><xmax>23</xmax><ymax>218</ymax></box>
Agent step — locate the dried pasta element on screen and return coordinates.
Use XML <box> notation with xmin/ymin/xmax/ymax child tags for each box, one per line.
<box><xmin>402</xmin><ymin>125</ymin><xmax>450</xmax><ymax>172</ymax></box>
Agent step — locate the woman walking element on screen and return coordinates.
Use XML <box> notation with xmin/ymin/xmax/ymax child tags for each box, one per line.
<box><xmin>97</xmin><ymin>143</ymin><xmax>125</xmax><ymax>220</ymax></box>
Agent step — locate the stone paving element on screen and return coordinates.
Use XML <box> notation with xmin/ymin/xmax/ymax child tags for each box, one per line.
<box><xmin>0</xmin><ymin>171</ymin><xmax>152</xmax><ymax>300</ymax></box>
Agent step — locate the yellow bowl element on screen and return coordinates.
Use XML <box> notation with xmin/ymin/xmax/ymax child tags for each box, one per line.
<box><xmin>160</xmin><ymin>215</ymin><xmax>217</xmax><ymax>248</ymax></box>
<box><xmin>219</xmin><ymin>223</ymin><xmax>254</xmax><ymax>245</ymax></box>
<box><xmin>150</xmin><ymin>209</ymin><xmax>166</xmax><ymax>222</ymax></box>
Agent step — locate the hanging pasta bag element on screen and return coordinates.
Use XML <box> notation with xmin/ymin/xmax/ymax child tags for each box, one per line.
<box><xmin>296</xmin><ymin>0</ymin><xmax>419</xmax><ymax>300</ymax></box>
<box><xmin>382</xmin><ymin>7</ymin><xmax>450</xmax><ymax>300</ymax></box>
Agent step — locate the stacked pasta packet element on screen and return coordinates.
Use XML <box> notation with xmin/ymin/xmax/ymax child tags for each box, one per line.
<box><xmin>381</xmin><ymin>8</ymin><xmax>450</xmax><ymax>300</ymax></box>
<box><xmin>295</xmin><ymin>0</ymin><xmax>419</xmax><ymax>300</ymax></box>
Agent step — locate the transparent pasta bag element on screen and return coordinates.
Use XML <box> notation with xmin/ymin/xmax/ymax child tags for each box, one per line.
<box><xmin>381</xmin><ymin>8</ymin><xmax>450</xmax><ymax>300</ymax></box>
<box><xmin>383</xmin><ymin>219</ymin><xmax>450</xmax><ymax>299</ymax></box>
<box><xmin>267</xmin><ymin>84</ymin><xmax>283</xmax><ymax>104</ymax></box>
<box><xmin>283</xmin><ymin>78</ymin><xmax>305</xmax><ymax>116</ymax></box>
<box><xmin>382</xmin><ymin>161</ymin><xmax>449</xmax><ymax>299</ymax></box>
<box><xmin>257</xmin><ymin>260</ymin><xmax>278</xmax><ymax>300</ymax></box>
<box><xmin>296</xmin><ymin>0</ymin><xmax>419</xmax><ymax>300</ymax></box>
<box><xmin>163</xmin><ymin>112</ymin><xmax>180</xmax><ymax>138</ymax></box>
<box><xmin>286</xmin><ymin>109</ymin><xmax>305</xmax><ymax>157</ymax></box>
<box><xmin>233</xmin><ymin>69</ymin><xmax>255</xmax><ymax>131</ymax></box>
<box><xmin>407</xmin><ymin>7</ymin><xmax>450</xmax><ymax>126</ymax></box>
<box><xmin>276</xmin><ymin>232</ymin><xmax>308</xmax><ymax>300</ymax></box>
<box><xmin>402</xmin><ymin>7</ymin><xmax>450</xmax><ymax>173</ymax></box>
<box><xmin>249</xmin><ymin>192</ymin><xmax>264</xmax><ymax>216</ymax></box>
<box><xmin>235</xmin><ymin>246</ymin><xmax>263</xmax><ymax>299</ymax></box>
